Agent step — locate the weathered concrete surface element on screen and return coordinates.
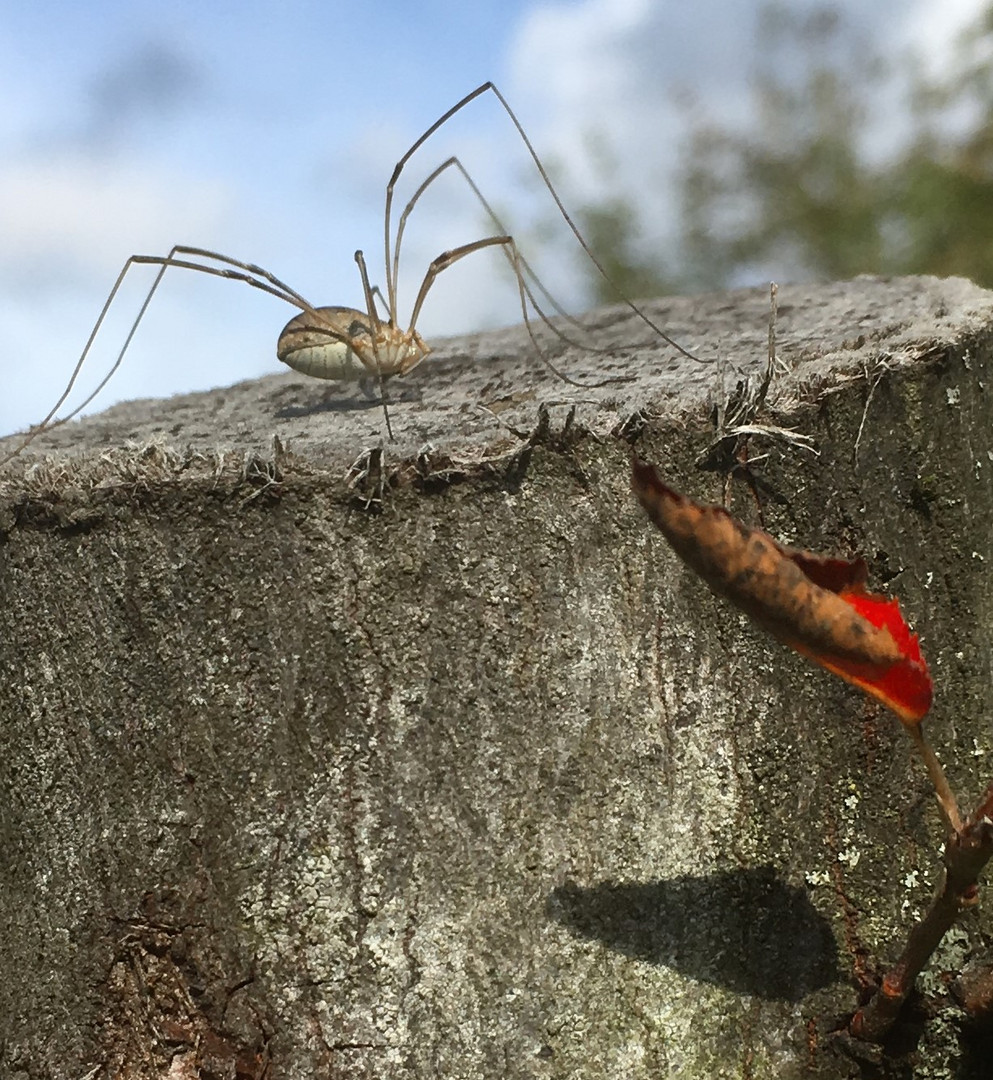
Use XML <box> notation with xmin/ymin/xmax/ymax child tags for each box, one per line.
<box><xmin>2</xmin><ymin>276</ymin><xmax>993</xmax><ymax>1078</ymax></box>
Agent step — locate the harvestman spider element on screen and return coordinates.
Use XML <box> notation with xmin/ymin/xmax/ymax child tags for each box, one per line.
<box><xmin>1</xmin><ymin>82</ymin><xmax>705</xmax><ymax>464</ymax></box>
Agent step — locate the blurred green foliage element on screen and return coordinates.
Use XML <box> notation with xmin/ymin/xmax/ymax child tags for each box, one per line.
<box><xmin>578</xmin><ymin>2</ymin><xmax>993</xmax><ymax>300</ymax></box>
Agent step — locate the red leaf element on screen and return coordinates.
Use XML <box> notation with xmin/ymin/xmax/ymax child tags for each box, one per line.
<box><xmin>631</xmin><ymin>458</ymin><xmax>932</xmax><ymax>724</ymax></box>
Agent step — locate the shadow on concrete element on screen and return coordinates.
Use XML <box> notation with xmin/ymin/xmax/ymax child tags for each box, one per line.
<box><xmin>547</xmin><ymin>864</ymin><xmax>840</xmax><ymax>1002</ymax></box>
<box><xmin>274</xmin><ymin>383</ymin><xmax>422</xmax><ymax>420</ymax></box>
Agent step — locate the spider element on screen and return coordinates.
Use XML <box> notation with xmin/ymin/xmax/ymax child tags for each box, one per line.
<box><xmin>1</xmin><ymin>82</ymin><xmax>705</xmax><ymax>464</ymax></box>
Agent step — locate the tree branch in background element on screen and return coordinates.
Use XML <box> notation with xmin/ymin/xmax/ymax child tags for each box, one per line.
<box><xmin>565</xmin><ymin>2</ymin><xmax>993</xmax><ymax>297</ymax></box>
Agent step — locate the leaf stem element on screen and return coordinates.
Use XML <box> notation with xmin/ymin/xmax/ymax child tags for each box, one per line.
<box><xmin>906</xmin><ymin>722</ymin><xmax>963</xmax><ymax>835</ymax></box>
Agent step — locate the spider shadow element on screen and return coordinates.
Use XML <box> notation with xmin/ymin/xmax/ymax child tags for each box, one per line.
<box><xmin>547</xmin><ymin>864</ymin><xmax>839</xmax><ymax>1002</ymax></box>
<box><xmin>274</xmin><ymin>383</ymin><xmax>423</xmax><ymax>420</ymax></box>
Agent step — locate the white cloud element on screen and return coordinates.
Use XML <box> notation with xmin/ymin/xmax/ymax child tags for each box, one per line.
<box><xmin>506</xmin><ymin>0</ymin><xmax>717</xmax><ymax>290</ymax></box>
<box><xmin>0</xmin><ymin>156</ymin><xmax>233</xmax><ymax>286</ymax></box>
<box><xmin>902</xmin><ymin>0</ymin><xmax>989</xmax><ymax>72</ymax></box>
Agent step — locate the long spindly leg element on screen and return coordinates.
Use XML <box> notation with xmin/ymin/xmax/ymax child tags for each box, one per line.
<box><xmin>392</xmin><ymin>154</ymin><xmax>617</xmax><ymax>359</ymax></box>
<box><xmin>0</xmin><ymin>248</ymin><xmax>331</xmax><ymax>466</ymax></box>
<box><xmin>382</xmin><ymin>82</ymin><xmax>707</xmax><ymax>366</ymax></box>
<box><xmin>353</xmin><ymin>248</ymin><xmax>394</xmax><ymax>442</ymax></box>
<box><xmin>393</xmin><ymin>154</ymin><xmax>639</xmax><ymax>388</ymax></box>
<box><xmin>404</xmin><ymin>233</ymin><xmax>629</xmax><ymax>390</ymax></box>
<box><xmin>418</xmin><ymin>158</ymin><xmax>595</xmax><ymax>336</ymax></box>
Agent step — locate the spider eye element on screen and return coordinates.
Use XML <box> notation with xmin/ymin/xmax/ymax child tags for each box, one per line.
<box><xmin>348</xmin><ymin>319</ymin><xmax>371</xmax><ymax>339</ymax></box>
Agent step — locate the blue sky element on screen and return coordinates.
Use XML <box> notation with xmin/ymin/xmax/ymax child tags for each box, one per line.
<box><xmin>1</xmin><ymin>0</ymin><xmax>983</xmax><ymax>438</ymax></box>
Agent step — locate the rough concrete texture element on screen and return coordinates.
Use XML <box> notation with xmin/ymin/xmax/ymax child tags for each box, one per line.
<box><xmin>2</xmin><ymin>275</ymin><xmax>993</xmax><ymax>1078</ymax></box>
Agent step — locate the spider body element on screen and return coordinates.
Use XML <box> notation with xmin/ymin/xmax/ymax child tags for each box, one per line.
<box><xmin>276</xmin><ymin>305</ymin><xmax>430</xmax><ymax>382</ymax></box>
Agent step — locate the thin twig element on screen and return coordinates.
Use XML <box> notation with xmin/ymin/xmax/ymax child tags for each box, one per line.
<box><xmin>851</xmin><ymin>782</ymin><xmax>993</xmax><ymax>1042</ymax></box>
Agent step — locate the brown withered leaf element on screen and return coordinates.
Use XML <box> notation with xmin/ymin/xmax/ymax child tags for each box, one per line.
<box><xmin>631</xmin><ymin>457</ymin><xmax>932</xmax><ymax>723</ymax></box>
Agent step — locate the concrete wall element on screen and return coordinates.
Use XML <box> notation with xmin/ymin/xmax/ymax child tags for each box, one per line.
<box><xmin>2</xmin><ymin>277</ymin><xmax>993</xmax><ymax>1078</ymax></box>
